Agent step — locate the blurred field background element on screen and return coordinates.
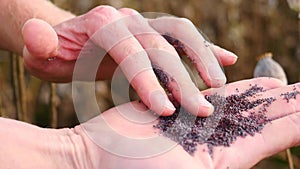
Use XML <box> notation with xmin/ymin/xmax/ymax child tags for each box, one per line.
<box><xmin>0</xmin><ymin>0</ymin><xmax>300</xmax><ymax>168</ymax></box>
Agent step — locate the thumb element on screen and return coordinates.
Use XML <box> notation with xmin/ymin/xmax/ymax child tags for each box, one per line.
<box><xmin>22</xmin><ymin>18</ymin><xmax>58</xmax><ymax>59</ymax></box>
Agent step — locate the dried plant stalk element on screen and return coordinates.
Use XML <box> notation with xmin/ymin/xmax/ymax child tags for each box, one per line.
<box><xmin>10</xmin><ymin>53</ymin><xmax>28</xmax><ymax>122</ymax></box>
<box><xmin>286</xmin><ymin>149</ymin><xmax>295</xmax><ymax>169</ymax></box>
<box><xmin>10</xmin><ymin>53</ymin><xmax>22</xmax><ymax>120</ymax></box>
<box><xmin>50</xmin><ymin>83</ymin><xmax>58</xmax><ymax>128</ymax></box>
<box><xmin>17</xmin><ymin>55</ymin><xmax>28</xmax><ymax>122</ymax></box>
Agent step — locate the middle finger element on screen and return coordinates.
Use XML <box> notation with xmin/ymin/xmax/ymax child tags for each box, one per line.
<box><xmin>119</xmin><ymin>9</ymin><xmax>214</xmax><ymax>116</ymax></box>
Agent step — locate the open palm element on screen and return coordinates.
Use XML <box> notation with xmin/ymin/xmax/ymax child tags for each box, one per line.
<box><xmin>75</xmin><ymin>77</ymin><xmax>300</xmax><ymax>169</ymax></box>
<box><xmin>0</xmin><ymin>77</ymin><xmax>299</xmax><ymax>169</ymax></box>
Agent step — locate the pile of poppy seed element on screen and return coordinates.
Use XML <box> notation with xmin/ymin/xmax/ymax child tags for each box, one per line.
<box><xmin>153</xmin><ymin>85</ymin><xmax>277</xmax><ymax>155</ymax></box>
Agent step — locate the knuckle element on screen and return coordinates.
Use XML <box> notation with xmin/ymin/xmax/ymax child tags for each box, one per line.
<box><xmin>171</xmin><ymin>17</ymin><xmax>195</xmax><ymax>33</ymax></box>
<box><xmin>178</xmin><ymin>17</ymin><xmax>194</xmax><ymax>27</ymax></box>
<box><xmin>164</xmin><ymin>17</ymin><xmax>194</xmax><ymax>32</ymax></box>
<box><xmin>83</xmin><ymin>6</ymin><xmax>121</xmax><ymax>35</ymax></box>
<box><xmin>122</xmin><ymin>44</ymin><xmax>143</xmax><ymax>57</ymax></box>
<box><xmin>155</xmin><ymin>39</ymin><xmax>175</xmax><ymax>51</ymax></box>
<box><xmin>118</xmin><ymin>8</ymin><xmax>139</xmax><ymax>15</ymax></box>
<box><xmin>91</xmin><ymin>5</ymin><xmax>117</xmax><ymax>14</ymax></box>
<box><xmin>86</xmin><ymin>5</ymin><xmax>118</xmax><ymax>23</ymax></box>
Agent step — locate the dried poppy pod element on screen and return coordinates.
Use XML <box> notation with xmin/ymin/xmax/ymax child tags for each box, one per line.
<box><xmin>254</xmin><ymin>52</ymin><xmax>288</xmax><ymax>85</ymax></box>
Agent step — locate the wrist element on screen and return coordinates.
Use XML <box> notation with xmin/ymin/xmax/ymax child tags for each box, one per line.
<box><xmin>0</xmin><ymin>0</ymin><xmax>75</xmax><ymax>54</ymax></box>
<box><xmin>36</xmin><ymin>0</ymin><xmax>76</xmax><ymax>26</ymax></box>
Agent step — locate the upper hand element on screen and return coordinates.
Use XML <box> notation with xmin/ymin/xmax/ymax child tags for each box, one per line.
<box><xmin>21</xmin><ymin>6</ymin><xmax>238</xmax><ymax>117</ymax></box>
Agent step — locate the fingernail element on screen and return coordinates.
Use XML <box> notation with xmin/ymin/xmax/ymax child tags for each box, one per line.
<box><xmin>149</xmin><ymin>91</ymin><xmax>175</xmax><ymax>116</ymax></box>
<box><xmin>163</xmin><ymin>99</ymin><xmax>176</xmax><ymax>115</ymax></box>
<box><xmin>198</xmin><ymin>95</ymin><xmax>214</xmax><ymax>116</ymax></box>
<box><xmin>187</xmin><ymin>94</ymin><xmax>214</xmax><ymax>117</ymax></box>
<box><xmin>215</xmin><ymin>45</ymin><xmax>238</xmax><ymax>59</ymax></box>
<box><xmin>226</xmin><ymin>50</ymin><xmax>238</xmax><ymax>59</ymax></box>
<box><xmin>225</xmin><ymin>50</ymin><xmax>239</xmax><ymax>63</ymax></box>
<box><xmin>198</xmin><ymin>103</ymin><xmax>214</xmax><ymax>117</ymax></box>
<box><xmin>208</xmin><ymin>66</ymin><xmax>227</xmax><ymax>87</ymax></box>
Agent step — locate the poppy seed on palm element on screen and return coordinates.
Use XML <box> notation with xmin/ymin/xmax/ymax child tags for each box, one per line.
<box><xmin>280</xmin><ymin>87</ymin><xmax>300</xmax><ymax>103</ymax></box>
<box><xmin>154</xmin><ymin>85</ymin><xmax>276</xmax><ymax>156</ymax></box>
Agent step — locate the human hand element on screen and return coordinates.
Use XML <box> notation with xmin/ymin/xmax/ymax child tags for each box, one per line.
<box><xmin>1</xmin><ymin>78</ymin><xmax>299</xmax><ymax>169</ymax></box>
<box><xmin>21</xmin><ymin>6</ymin><xmax>238</xmax><ymax>116</ymax></box>
<box><xmin>78</xmin><ymin>77</ymin><xmax>300</xmax><ymax>169</ymax></box>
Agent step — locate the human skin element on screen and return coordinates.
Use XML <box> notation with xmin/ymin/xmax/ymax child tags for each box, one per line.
<box><xmin>0</xmin><ymin>78</ymin><xmax>299</xmax><ymax>169</ymax></box>
<box><xmin>0</xmin><ymin>0</ymin><xmax>238</xmax><ymax>116</ymax></box>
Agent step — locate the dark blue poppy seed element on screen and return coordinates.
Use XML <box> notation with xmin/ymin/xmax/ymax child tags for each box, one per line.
<box><xmin>154</xmin><ymin>85</ymin><xmax>276</xmax><ymax>156</ymax></box>
<box><xmin>152</xmin><ymin>65</ymin><xmax>169</xmax><ymax>88</ymax></box>
<box><xmin>162</xmin><ymin>34</ymin><xmax>186</xmax><ymax>56</ymax></box>
<box><xmin>280</xmin><ymin>90</ymin><xmax>300</xmax><ymax>103</ymax></box>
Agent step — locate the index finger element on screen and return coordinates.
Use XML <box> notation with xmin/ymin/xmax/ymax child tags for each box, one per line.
<box><xmin>148</xmin><ymin>17</ymin><xmax>226</xmax><ymax>87</ymax></box>
<box><xmin>118</xmin><ymin>9</ymin><xmax>214</xmax><ymax>116</ymax></box>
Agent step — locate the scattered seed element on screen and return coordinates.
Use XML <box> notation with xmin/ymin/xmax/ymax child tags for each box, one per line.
<box><xmin>154</xmin><ymin>85</ymin><xmax>276</xmax><ymax>156</ymax></box>
<box><xmin>162</xmin><ymin>34</ymin><xmax>186</xmax><ymax>56</ymax></box>
<box><xmin>152</xmin><ymin>65</ymin><xmax>169</xmax><ymax>88</ymax></box>
<box><xmin>203</xmin><ymin>40</ymin><xmax>210</xmax><ymax>47</ymax></box>
<box><xmin>280</xmin><ymin>90</ymin><xmax>300</xmax><ymax>103</ymax></box>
